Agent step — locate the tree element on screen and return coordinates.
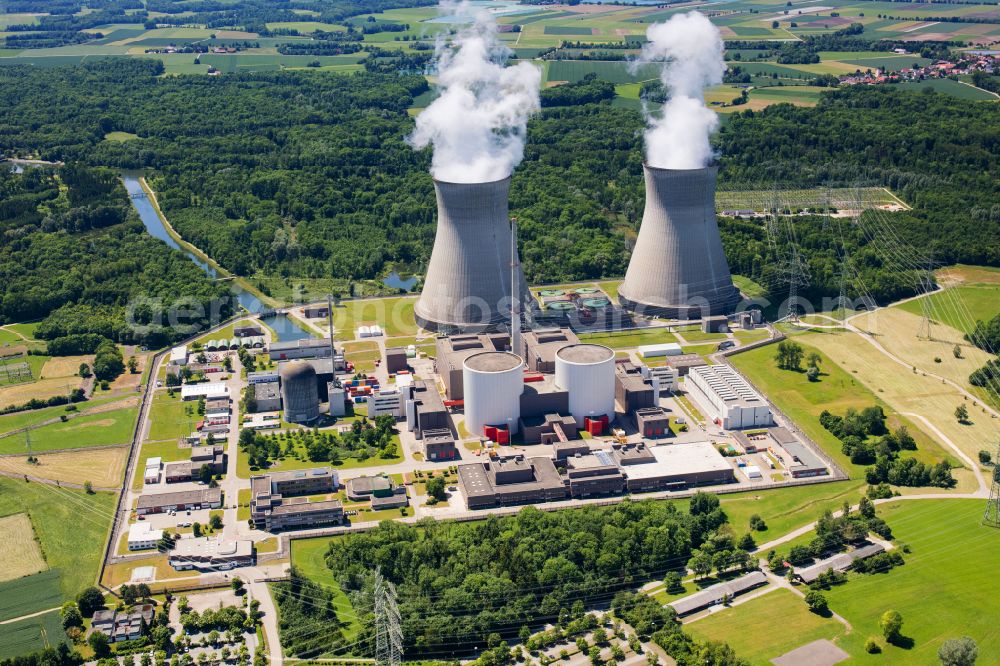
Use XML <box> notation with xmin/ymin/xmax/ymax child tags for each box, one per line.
<box><xmin>210</xmin><ymin>513</ymin><xmax>223</xmax><ymax>530</ymax></box>
<box><xmin>593</xmin><ymin>628</ymin><xmax>608</xmax><ymax>645</ymax></box>
<box><xmin>232</xmin><ymin>578</ymin><xmax>245</xmax><ymax>595</ymax></box>
<box><xmin>128</xmin><ymin>356</ymin><xmax>138</xmax><ymax>373</ymax></box>
<box><xmin>121</xmin><ymin>584</ymin><xmax>138</xmax><ymax>605</ymax></box>
<box><xmin>880</xmin><ymin>610</ymin><xmax>903</xmax><ymax>642</ymax></box>
<box><xmin>76</xmin><ymin>586</ymin><xmax>105</xmax><ymax>617</ymax></box>
<box><xmin>61</xmin><ymin>602</ymin><xmax>83</xmax><ymax>630</ymax></box>
<box><xmin>804</xmin><ymin>591</ymin><xmax>828</xmax><ymax>614</ymax></box>
<box><xmin>807</xmin><ymin>352</ymin><xmax>821</xmax><ymax>369</ymax></box>
<box><xmin>749</xmin><ymin>514</ymin><xmax>767</xmax><ymax>531</ymax></box>
<box><xmin>79</xmin><ymin>363</ymin><xmax>91</xmax><ymax>378</ymax></box>
<box><xmin>193</xmin><ymin>522</ymin><xmax>203</xmax><ymax>537</ymax></box>
<box><xmin>426</xmin><ymin>475</ymin><xmax>447</xmax><ymax>501</ymax></box>
<box><xmin>737</xmin><ymin>533</ymin><xmax>756</xmax><ymax>551</ymax></box>
<box><xmin>806</xmin><ymin>366</ymin><xmax>820</xmax><ymax>382</ymax></box>
<box><xmin>664</xmin><ymin>572</ymin><xmax>684</xmax><ymax>595</ymax></box>
<box><xmin>83</xmin><ymin>480</ymin><xmax>93</xmax><ymax>494</ymax></box>
<box><xmin>688</xmin><ymin>552</ymin><xmax>713</xmax><ymax>579</ymax></box>
<box><xmin>88</xmin><ymin>630</ymin><xmax>111</xmax><ymax>658</ymax></box>
<box><xmin>938</xmin><ymin>636</ymin><xmax>978</xmax><ymax>666</ymax></box>
<box><xmin>955</xmin><ymin>404</ymin><xmax>969</xmax><ymax>424</ymax></box>
<box><xmin>979</xmin><ymin>450</ymin><xmax>992</xmax><ymax>464</ymax></box>
<box><xmin>588</xmin><ymin>646</ymin><xmax>602</xmax><ymax>666</ymax></box>
<box><xmin>953</xmin><ymin>345</ymin><xmax>962</xmax><ymax>359</ymax></box>
<box><xmin>865</xmin><ymin>637</ymin><xmax>881</xmax><ymax>654</ymax></box>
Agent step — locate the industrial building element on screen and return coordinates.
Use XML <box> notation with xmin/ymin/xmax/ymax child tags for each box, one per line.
<box><xmin>406</xmin><ymin>380</ymin><xmax>450</xmax><ymax>438</ymax></box>
<box><xmin>669</xmin><ymin>571</ymin><xmax>767</xmax><ymax>617</ymax></box>
<box><xmin>269</xmin><ymin>338</ymin><xmax>338</xmax><ymax>361</ymax></box>
<box><xmin>686</xmin><ymin>364</ymin><xmax>772</xmax><ymax>429</ymax></box>
<box><xmin>613</xmin><ymin>441</ymin><xmax>735</xmax><ymax>492</ymax></box>
<box><xmin>422</xmin><ymin>427</ymin><xmax>458</xmax><ymax>461</ymax></box>
<box><xmin>463</xmin><ymin>351</ymin><xmax>525</xmax><ymax>436</ymax></box>
<box><xmin>520</xmin><ymin>413</ymin><xmax>579</xmax><ymax>445</ymax></box>
<box><xmin>663</xmin><ymin>353</ymin><xmax>707</xmax><ymax>376</ymax></box>
<box><xmin>765</xmin><ymin>427</ymin><xmax>828</xmax><ymax>478</ymax></box>
<box><xmin>564</xmin><ymin>451</ymin><xmax>627</xmax><ymax>498</ymax></box>
<box><xmin>169</xmin><ymin>346</ymin><xmax>188</xmax><ymax>366</ymax></box>
<box><xmin>385</xmin><ymin>347</ymin><xmax>408</xmax><ymax>374</ymax></box>
<box><xmin>253</xmin><ymin>381</ymin><xmax>282</xmax><ymax>412</ymax></box>
<box><xmin>615</xmin><ymin>361</ymin><xmax>657</xmax><ymax>414</ymax></box>
<box><xmin>635</xmin><ymin>407</ymin><xmax>671</xmax><ymax>438</ymax></box>
<box><xmin>345</xmin><ymin>475</ymin><xmax>408</xmax><ymax>509</ymax></box>
<box><xmin>180</xmin><ymin>383</ymin><xmax>229</xmax><ymax>401</ymax></box>
<box><xmin>701</xmin><ymin>316</ymin><xmax>729</xmax><ymax>333</ymax></box>
<box><xmin>414</xmin><ymin>177</ymin><xmax>531</xmax><ymax>332</ymax></box>
<box><xmin>163</xmin><ymin>445</ymin><xmax>225</xmax><ymax>483</ymax></box>
<box><xmin>520</xmin><ymin>328</ymin><xmax>580</xmax><ymax>373</ymax></box>
<box><xmin>554</xmin><ymin>344</ymin><xmax>615</xmax><ymax>425</ymax></box>
<box><xmin>135</xmin><ymin>488</ymin><xmax>222</xmax><ymax>515</ymax></box>
<box><xmin>250</xmin><ymin>468</ymin><xmax>342</xmax><ymax>532</ymax></box>
<box><xmin>127</xmin><ymin>522</ymin><xmax>163</xmax><ymax>551</ymax></box>
<box><xmin>437</xmin><ymin>333</ymin><xmax>509</xmax><ymax>400</ymax></box>
<box><xmin>368</xmin><ymin>388</ymin><xmax>404</xmax><ymax>418</ymax></box>
<box><xmin>619</xmin><ymin>165</ymin><xmax>741</xmax><ymax>318</ymax></box>
<box><xmin>638</xmin><ymin>342</ymin><xmax>682</xmax><ymax>358</ymax></box>
<box><xmin>168</xmin><ymin>537</ymin><xmax>254</xmax><ymax>571</ymax></box>
<box><xmin>279</xmin><ymin>360</ymin><xmax>320</xmax><ymax>423</ymax></box>
<box><xmin>458</xmin><ymin>456</ymin><xmax>567</xmax><ymax>509</ymax></box>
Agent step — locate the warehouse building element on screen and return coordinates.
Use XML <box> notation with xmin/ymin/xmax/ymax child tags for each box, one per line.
<box><xmin>614</xmin><ymin>441</ymin><xmax>735</xmax><ymax>492</ymax></box>
<box><xmin>669</xmin><ymin>571</ymin><xmax>767</xmax><ymax>617</ymax></box>
<box><xmin>136</xmin><ymin>488</ymin><xmax>222</xmax><ymax>515</ymax></box>
<box><xmin>663</xmin><ymin>353</ymin><xmax>707</xmax><ymax>377</ymax></box>
<box><xmin>458</xmin><ymin>456</ymin><xmax>567</xmax><ymax>509</ymax></box>
<box><xmin>768</xmin><ymin>427</ymin><xmax>828</xmax><ymax>478</ymax></box>
<box><xmin>520</xmin><ymin>328</ymin><xmax>579</xmax><ymax>373</ymax></box>
<box><xmin>127</xmin><ymin>523</ymin><xmax>163</xmax><ymax>551</ymax></box>
<box><xmin>164</xmin><ymin>445</ymin><xmax>226</xmax><ymax>483</ymax></box>
<box><xmin>169</xmin><ymin>346</ymin><xmax>188</xmax><ymax>366</ymax></box>
<box><xmin>637</xmin><ymin>342</ymin><xmax>683</xmax><ymax>359</ymax></box>
<box><xmin>180</xmin><ymin>383</ymin><xmax>229</xmax><ymax>401</ymax></box>
<box><xmin>795</xmin><ymin>543</ymin><xmax>885</xmax><ymax>584</ymax></box>
<box><xmin>269</xmin><ymin>338</ymin><xmax>338</xmax><ymax>361</ymax></box>
<box><xmin>686</xmin><ymin>365</ymin><xmax>772</xmax><ymax>429</ymax></box>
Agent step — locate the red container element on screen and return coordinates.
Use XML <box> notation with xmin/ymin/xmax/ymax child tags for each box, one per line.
<box><xmin>484</xmin><ymin>425</ymin><xmax>497</xmax><ymax>441</ymax></box>
<box><xmin>496</xmin><ymin>428</ymin><xmax>510</xmax><ymax>445</ymax></box>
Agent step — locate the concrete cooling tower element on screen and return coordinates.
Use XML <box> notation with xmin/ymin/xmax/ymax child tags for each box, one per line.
<box><xmin>415</xmin><ymin>177</ymin><xmax>531</xmax><ymax>333</ymax></box>
<box><xmin>619</xmin><ymin>165</ymin><xmax>740</xmax><ymax>318</ymax></box>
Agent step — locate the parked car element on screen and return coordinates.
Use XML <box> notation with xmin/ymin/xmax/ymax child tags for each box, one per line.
<box><xmin>717</xmin><ymin>340</ymin><xmax>735</xmax><ymax>351</ymax></box>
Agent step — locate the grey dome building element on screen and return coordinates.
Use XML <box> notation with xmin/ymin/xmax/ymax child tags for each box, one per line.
<box><xmin>619</xmin><ymin>165</ymin><xmax>740</xmax><ymax>319</ymax></box>
<box><xmin>414</xmin><ymin>177</ymin><xmax>530</xmax><ymax>333</ymax></box>
<box><xmin>279</xmin><ymin>360</ymin><xmax>320</xmax><ymax>424</ymax></box>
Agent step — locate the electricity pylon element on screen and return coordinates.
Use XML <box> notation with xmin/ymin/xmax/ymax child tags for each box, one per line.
<box><xmin>374</xmin><ymin>569</ymin><xmax>402</xmax><ymax>666</ymax></box>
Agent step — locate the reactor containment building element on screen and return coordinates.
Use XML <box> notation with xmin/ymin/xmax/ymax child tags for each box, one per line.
<box><xmin>415</xmin><ymin>177</ymin><xmax>531</xmax><ymax>333</ymax></box>
<box><xmin>619</xmin><ymin>165</ymin><xmax>741</xmax><ymax>319</ymax></box>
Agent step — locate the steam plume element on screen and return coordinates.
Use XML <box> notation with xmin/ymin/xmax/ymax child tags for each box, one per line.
<box><xmin>636</xmin><ymin>12</ymin><xmax>725</xmax><ymax>169</ymax></box>
<box><xmin>408</xmin><ymin>2</ymin><xmax>541</xmax><ymax>183</ymax></box>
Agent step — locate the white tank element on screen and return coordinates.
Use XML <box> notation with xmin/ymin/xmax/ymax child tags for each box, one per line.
<box><xmin>555</xmin><ymin>344</ymin><xmax>615</xmax><ymax>424</ymax></box>
<box><xmin>463</xmin><ymin>351</ymin><xmax>524</xmax><ymax>436</ymax></box>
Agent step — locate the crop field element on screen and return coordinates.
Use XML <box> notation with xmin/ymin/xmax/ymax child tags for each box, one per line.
<box><xmin>0</xmin><ymin>375</ymin><xmax>84</xmax><ymax>411</ymax></box>
<box><xmin>0</xmin><ymin>477</ymin><xmax>114</xmax><ymax>599</ymax></box>
<box><xmin>0</xmin><ymin>405</ymin><xmax>137</xmax><ymax>455</ymax></box>
<box><xmin>0</xmin><ymin>513</ymin><xmax>48</xmax><ymax>583</ymax></box>
<box><xmin>0</xmin><ymin>447</ymin><xmax>128</xmax><ymax>488</ymax></box>
<box><xmin>547</xmin><ymin>60</ymin><xmax>660</xmax><ymax>84</ymax></box>
<box><xmin>729</xmin><ymin>338</ymin><xmax>959</xmax><ymax>474</ymax></box>
<box><xmin>0</xmin><ymin>609</ymin><xmax>65</xmax><ymax>659</ymax></box>
<box><xmin>0</xmin><ymin>569</ymin><xmax>62</xmax><ymax>623</ymax></box>
<box><xmin>892</xmin><ymin>77</ymin><xmax>999</xmax><ymax>100</ymax></box>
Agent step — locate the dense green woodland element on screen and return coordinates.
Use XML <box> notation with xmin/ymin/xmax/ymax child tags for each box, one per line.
<box><xmin>0</xmin><ymin>162</ymin><xmax>231</xmax><ymax>343</ymax></box>
<box><xmin>279</xmin><ymin>497</ymin><xmax>749</xmax><ymax>664</ymax></box>
<box><xmin>0</xmin><ymin>60</ymin><xmax>997</xmax><ymax>307</ymax></box>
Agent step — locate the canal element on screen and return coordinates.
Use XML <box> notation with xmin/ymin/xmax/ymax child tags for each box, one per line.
<box><xmin>122</xmin><ymin>174</ymin><xmax>315</xmax><ymax>341</ymax></box>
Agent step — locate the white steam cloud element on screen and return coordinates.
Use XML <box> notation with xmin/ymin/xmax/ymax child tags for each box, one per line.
<box><xmin>636</xmin><ymin>12</ymin><xmax>725</xmax><ymax>169</ymax></box>
<box><xmin>408</xmin><ymin>2</ymin><xmax>541</xmax><ymax>183</ymax></box>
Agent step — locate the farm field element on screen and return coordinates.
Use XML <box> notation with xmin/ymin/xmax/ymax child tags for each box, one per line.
<box><xmin>0</xmin><ymin>609</ymin><xmax>65</xmax><ymax>660</ymax></box>
<box><xmin>0</xmin><ymin>477</ymin><xmax>115</xmax><ymax>599</ymax></box>
<box><xmin>896</xmin><ymin>284</ymin><xmax>1000</xmax><ymax>334</ymax></box>
<box><xmin>0</xmin><ymin>406</ymin><xmax>138</xmax><ymax>455</ymax></box>
<box><xmin>889</xmin><ymin>77</ymin><xmax>999</xmax><ymax>100</ymax></box>
<box><xmin>0</xmin><ymin>395</ymin><xmax>131</xmax><ymax>436</ymax></box>
<box><xmin>729</xmin><ymin>338</ymin><xmax>963</xmax><ymax>475</ymax></box>
<box><xmin>0</xmin><ymin>447</ymin><xmax>128</xmax><ymax>488</ymax></box>
<box><xmin>686</xmin><ymin>588</ymin><xmax>845</xmax><ymax>665</ymax></box>
<box><xmin>0</xmin><ymin>569</ymin><xmax>62</xmax><ymax>623</ymax></box>
<box><xmin>800</xmin><ymin>329</ymin><xmax>997</xmax><ymax>466</ymax></box>
<box><xmin>0</xmin><ymin>513</ymin><xmax>48</xmax><ymax>583</ymax></box>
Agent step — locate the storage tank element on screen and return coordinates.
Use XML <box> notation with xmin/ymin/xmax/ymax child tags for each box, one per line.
<box><xmin>554</xmin><ymin>344</ymin><xmax>615</xmax><ymax>424</ymax></box>
<box><xmin>619</xmin><ymin>165</ymin><xmax>740</xmax><ymax>318</ymax></box>
<box><xmin>279</xmin><ymin>360</ymin><xmax>320</xmax><ymax>423</ymax></box>
<box><xmin>463</xmin><ymin>351</ymin><xmax>524</xmax><ymax>436</ymax></box>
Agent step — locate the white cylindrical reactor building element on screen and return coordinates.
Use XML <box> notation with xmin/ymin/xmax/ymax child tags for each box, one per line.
<box><xmin>463</xmin><ymin>351</ymin><xmax>524</xmax><ymax>436</ymax></box>
<box><xmin>555</xmin><ymin>344</ymin><xmax>615</xmax><ymax>424</ymax></box>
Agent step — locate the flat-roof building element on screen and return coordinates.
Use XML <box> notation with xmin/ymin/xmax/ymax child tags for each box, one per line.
<box><xmin>669</xmin><ymin>571</ymin><xmax>767</xmax><ymax>616</ymax></box>
<box><xmin>520</xmin><ymin>328</ymin><xmax>579</xmax><ymax>373</ymax></box>
<box><xmin>180</xmin><ymin>383</ymin><xmax>230</xmax><ymax>401</ymax></box>
<box><xmin>169</xmin><ymin>537</ymin><xmax>254</xmax><ymax>571</ymax></box>
<box><xmin>269</xmin><ymin>338</ymin><xmax>333</xmax><ymax>361</ymax></box>
<box><xmin>345</xmin><ymin>474</ymin><xmax>408</xmax><ymax>509</ymax></box>
<box><xmin>422</xmin><ymin>427</ymin><xmax>458</xmax><ymax>461</ymax></box>
<box><xmin>615</xmin><ymin>362</ymin><xmax>655</xmax><ymax>414</ymax></box>
<box><xmin>169</xmin><ymin>346</ymin><xmax>188</xmax><ymax>366</ymax></box>
<box><xmin>769</xmin><ymin>427</ymin><xmax>828</xmax><ymax>478</ymax></box>
<box><xmin>254</xmin><ymin>381</ymin><xmax>281</xmax><ymax>412</ymax></box>
<box><xmin>136</xmin><ymin>488</ymin><xmax>222</xmax><ymax>515</ymax></box>
<box><xmin>436</xmin><ymin>333</ymin><xmax>508</xmax><ymax>400</ymax></box>
<box><xmin>638</xmin><ymin>342</ymin><xmax>682</xmax><ymax>358</ymax></box>
<box><xmin>564</xmin><ymin>451</ymin><xmax>626</xmax><ymax>498</ymax></box>
<box><xmin>385</xmin><ymin>347</ymin><xmax>408</xmax><ymax>374</ymax></box>
<box><xmin>407</xmin><ymin>380</ymin><xmax>450</xmax><ymax>438</ymax></box>
<box><xmin>520</xmin><ymin>413</ymin><xmax>579</xmax><ymax>445</ymax></box>
<box><xmin>635</xmin><ymin>406</ymin><xmax>671</xmax><ymax>438</ymax></box>
<box><xmin>687</xmin><ymin>365</ymin><xmax>772</xmax><ymax>429</ymax></box>
<box><xmin>458</xmin><ymin>456</ymin><xmax>567</xmax><ymax>509</ymax></box>
<box><xmin>127</xmin><ymin>522</ymin><xmax>163</xmax><ymax>551</ymax></box>
<box><xmin>614</xmin><ymin>441</ymin><xmax>735</xmax><ymax>492</ymax></box>
<box><xmin>663</xmin><ymin>353</ymin><xmax>706</xmax><ymax>377</ymax></box>
<box><xmin>369</xmin><ymin>388</ymin><xmax>404</xmax><ymax>418</ymax></box>
<box><xmin>250</xmin><ymin>468</ymin><xmax>341</xmax><ymax>532</ymax></box>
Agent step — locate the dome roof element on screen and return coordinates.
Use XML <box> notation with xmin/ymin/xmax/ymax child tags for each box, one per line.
<box><xmin>279</xmin><ymin>360</ymin><xmax>316</xmax><ymax>382</ymax></box>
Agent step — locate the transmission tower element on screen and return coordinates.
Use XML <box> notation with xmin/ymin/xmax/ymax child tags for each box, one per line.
<box><xmin>373</xmin><ymin>569</ymin><xmax>402</xmax><ymax>666</ymax></box>
<box><xmin>984</xmin><ymin>442</ymin><xmax>1000</xmax><ymax>528</ymax></box>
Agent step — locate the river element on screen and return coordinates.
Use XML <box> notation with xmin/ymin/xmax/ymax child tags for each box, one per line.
<box><xmin>122</xmin><ymin>174</ymin><xmax>315</xmax><ymax>342</ymax></box>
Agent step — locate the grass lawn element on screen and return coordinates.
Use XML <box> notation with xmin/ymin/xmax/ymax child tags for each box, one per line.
<box><xmin>729</xmin><ymin>339</ymin><xmax>956</xmax><ymax>474</ymax></box>
<box><xmin>674</xmin><ymin>326</ymin><xmax>729</xmax><ymax>343</ymax></box>
<box><xmin>145</xmin><ymin>391</ymin><xmax>198</xmax><ymax>442</ymax></box>
<box><xmin>238</xmin><ymin>446</ymin><xmax>402</xmax><ymax>478</ymax></box>
<box><xmin>0</xmin><ymin>395</ymin><xmax>123</xmax><ymax>435</ymax></box>
<box><xmin>290</xmin><ymin>537</ymin><xmax>362</xmax><ymax>640</ymax></box>
<box><xmin>822</xmin><ymin>499</ymin><xmax>1000</xmax><ymax>662</ymax></box>
<box><xmin>330</xmin><ymin>296</ymin><xmax>418</xmax><ymax>338</ymax></box>
<box><xmin>732</xmin><ymin>275</ymin><xmax>766</xmax><ymax>299</ymax></box>
<box><xmin>896</xmin><ymin>284</ymin><xmax>1000</xmax><ymax>334</ymax></box>
<box><xmin>0</xmin><ymin>406</ymin><xmax>138</xmax><ymax>455</ymax></box>
<box><xmin>0</xmin><ymin>354</ymin><xmax>49</xmax><ymax>387</ymax></box>
<box><xmin>343</xmin><ymin>340</ymin><xmax>381</xmax><ymax>373</ymax></box>
<box><xmin>0</xmin><ymin>327</ymin><xmax>23</xmax><ymax>346</ymax></box>
<box><xmin>686</xmin><ymin>588</ymin><xmax>845</xmax><ymax>665</ymax></box>
<box><xmin>0</xmin><ymin>477</ymin><xmax>115</xmax><ymax>600</ymax></box>
<box><xmin>578</xmin><ymin>327</ymin><xmax>678</xmax><ymax>349</ymax></box>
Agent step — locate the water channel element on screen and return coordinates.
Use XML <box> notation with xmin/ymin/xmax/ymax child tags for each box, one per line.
<box><xmin>122</xmin><ymin>174</ymin><xmax>314</xmax><ymax>341</ymax></box>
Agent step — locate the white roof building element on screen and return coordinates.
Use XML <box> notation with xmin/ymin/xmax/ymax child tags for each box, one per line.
<box><xmin>638</xmin><ymin>342</ymin><xmax>683</xmax><ymax>358</ymax></box>
<box><xmin>169</xmin><ymin>345</ymin><xmax>188</xmax><ymax>366</ymax></box>
<box><xmin>686</xmin><ymin>364</ymin><xmax>772</xmax><ymax>429</ymax></box>
<box><xmin>180</xmin><ymin>383</ymin><xmax>230</xmax><ymax>401</ymax></box>
<box><xmin>127</xmin><ymin>522</ymin><xmax>164</xmax><ymax>551</ymax></box>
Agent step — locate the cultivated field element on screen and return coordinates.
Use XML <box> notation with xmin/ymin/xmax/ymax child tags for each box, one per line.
<box><xmin>0</xmin><ymin>477</ymin><xmax>115</xmax><ymax>599</ymax></box>
<box><xmin>0</xmin><ymin>513</ymin><xmax>47</xmax><ymax>582</ymax></box>
<box><xmin>0</xmin><ymin>609</ymin><xmax>64</xmax><ymax>660</ymax></box>
<box><xmin>0</xmin><ymin>405</ymin><xmax>138</xmax><ymax>455</ymax></box>
<box><xmin>0</xmin><ymin>447</ymin><xmax>128</xmax><ymax>488</ymax></box>
<box><xmin>0</xmin><ymin>569</ymin><xmax>62</xmax><ymax>623</ymax></box>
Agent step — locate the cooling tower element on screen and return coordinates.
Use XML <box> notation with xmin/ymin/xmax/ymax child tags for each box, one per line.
<box><xmin>415</xmin><ymin>177</ymin><xmax>530</xmax><ymax>333</ymax></box>
<box><xmin>619</xmin><ymin>165</ymin><xmax>740</xmax><ymax>318</ymax></box>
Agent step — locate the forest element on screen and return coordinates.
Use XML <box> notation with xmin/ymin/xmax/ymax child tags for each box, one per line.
<box><xmin>301</xmin><ymin>495</ymin><xmax>746</xmax><ymax>664</ymax></box>
<box><xmin>0</xmin><ymin>162</ymin><xmax>231</xmax><ymax>344</ymax></box>
<box><xmin>1</xmin><ymin>60</ymin><xmax>997</xmax><ymax>307</ymax></box>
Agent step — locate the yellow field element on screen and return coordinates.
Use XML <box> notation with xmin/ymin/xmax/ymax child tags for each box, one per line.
<box><xmin>936</xmin><ymin>264</ymin><xmax>1000</xmax><ymax>286</ymax></box>
<box><xmin>0</xmin><ymin>377</ymin><xmax>83</xmax><ymax>410</ymax></box>
<box><xmin>0</xmin><ymin>447</ymin><xmax>128</xmax><ymax>488</ymax></box>
<box><xmin>0</xmin><ymin>513</ymin><xmax>48</xmax><ymax>582</ymax></box>
<box><xmin>39</xmin><ymin>355</ymin><xmax>93</xmax><ymax>379</ymax></box>
<box><xmin>802</xmin><ymin>329</ymin><xmax>997</xmax><ymax>466</ymax></box>
<box><xmin>108</xmin><ymin>353</ymin><xmax>149</xmax><ymax>393</ymax></box>
<box><xmin>852</xmin><ymin>308</ymin><xmax>995</xmax><ymax>403</ymax></box>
